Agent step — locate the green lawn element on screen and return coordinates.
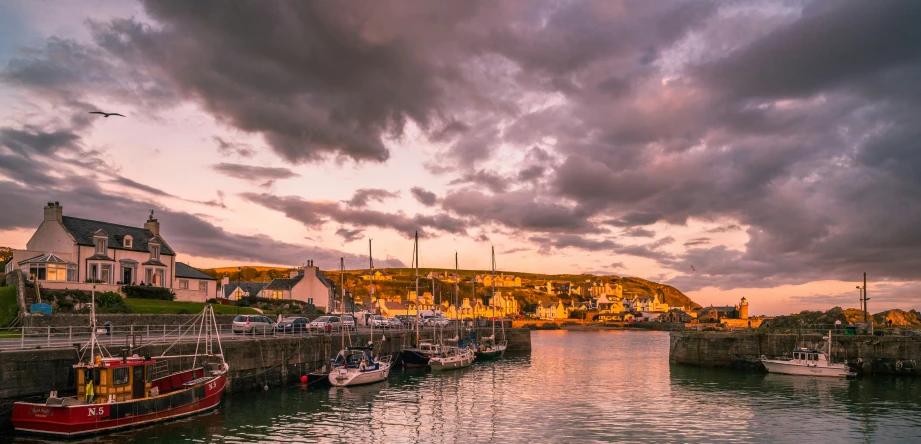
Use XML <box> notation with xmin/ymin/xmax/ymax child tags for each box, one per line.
<box><xmin>0</xmin><ymin>285</ymin><xmax>18</xmax><ymax>326</ymax></box>
<box><xmin>124</xmin><ymin>298</ymin><xmax>263</xmax><ymax>315</ymax></box>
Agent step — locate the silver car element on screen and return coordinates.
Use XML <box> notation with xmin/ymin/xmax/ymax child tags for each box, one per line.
<box><xmin>387</xmin><ymin>317</ymin><xmax>403</xmax><ymax>329</ymax></box>
<box><xmin>232</xmin><ymin>315</ymin><xmax>275</xmax><ymax>335</ymax></box>
<box><xmin>310</xmin><ymin>316</ymin><xmax>341</xmax><ymax>332</ymax></box>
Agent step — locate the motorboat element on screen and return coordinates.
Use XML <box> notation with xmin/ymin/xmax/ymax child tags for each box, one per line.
<box><xmin>328</xmin><ymin>346</ymin><xmax>393</xmax><ymax>387</ymax></box>
<box><xmin>760</xmin><ymin>331</ymin><xmax>852</xmax><ymax>377</ymax></box>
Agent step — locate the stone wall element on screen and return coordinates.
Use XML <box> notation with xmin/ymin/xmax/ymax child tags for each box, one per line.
<box><xmin>670</xmin><ymin>331</ymin><xmax>921</xmax><ymax>375</ymax></box>
<box><xmin>0</xmin><ymin>348</ymin><xmax>78</xmax><ymax>430</ymax></box>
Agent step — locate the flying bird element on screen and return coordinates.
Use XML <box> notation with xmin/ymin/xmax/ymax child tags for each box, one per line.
<box><xmin>691</xmin><ymin>265</ymin><xmax>696</xmax><ymax>272</ymax></box>
<box><xmin>89</xmin><ymin>111</ymin><xmax>125</xmax><ymax>118</ymax></box>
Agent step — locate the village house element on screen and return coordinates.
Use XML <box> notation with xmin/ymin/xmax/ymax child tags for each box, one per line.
<box><xmin>695</xmin><ymin>297</ymin><xmax>749</xmax><ymax>323</ymax></box>
<box><xmin>425</xmin><ymin>271</ymin><xmax>458</xmax><ymax>283</ymax></box>
<box><xmin>488</xmin><ymin>292</ymin><xmax>521</xmax><ymax>317</ymax></box>
<box><xmin>377</xmin><ymin>300</ymin><xmax>412</xmax><ymax>317</ymax></box>
<box><xmin>173</xmin><ymin>263</ymin><xmax>217</xmax><ymax>301</ymax></box>
<box><xmin>660</xmin><ymin>308</ymin><xmax>694</xmax><ymax>323</ymax></box>
<box><xmin>595</xmin><ymin>293</ymin><xmax>625</xmax><ymax>313</ymax></box>
<box><xmin>3</xmin><ymin>203</ymin><xmax>216</xmax><ymax>301</ymax></box>
<box><xmin>360</xmin><ymin>269</ymin><xmax>393</xmax><ymax>281</ymax></box>
<box><xmin>475</xmin><ymin>273</ymin><xmax>522</xmax><ymax>288</ymax></box>
<box><xmin>221</xmin><ymin>278</ymin><xmax>268</xmax><ymax>300</ymax></box>
<box><xmin>536</xmin><ymin>300</ymin><xmax>569</xmax><ymax>320</ymax></box>
<box><xmin>624</xmin><ymin>294</ymin><xmax>669</xmax><ymax>313</ymax></box>
<box><xmin>587</xmin><ymin>280</ymin><xmax>624</xmax><ymax>299</ymax></box>
<box><xmin>259</xmin><ymin>260</ymin><xmax>335</xmax><ymax>311</ymax></box>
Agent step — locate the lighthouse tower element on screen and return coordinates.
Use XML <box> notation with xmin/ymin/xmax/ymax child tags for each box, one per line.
<box><xmin>740</xmin><ymin>297</ymin><xmax>749</xmax><ymax>320</ymax></box>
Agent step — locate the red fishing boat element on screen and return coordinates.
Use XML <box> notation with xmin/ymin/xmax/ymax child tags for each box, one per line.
<box><xmin>12</xmin><ymin>289</ymin><xmax>229</xmax><ymax>437</ymax></box>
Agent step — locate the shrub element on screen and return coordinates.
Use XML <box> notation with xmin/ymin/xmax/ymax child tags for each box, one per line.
<box><xmin>96</xmin><ymin>291</ymin><xmax>132</xmax><ymax>314</ymax></box>
<box><xmin>205</xmin><ymin>298</ymin><xmax>218</xmax><ymax>304</ymax></box>
<box><xmin>177</xmin><ymin>308</ymin><xmax>192</xmax><ymax>314</ymax></box>
<box><xmin>122</xmin><ymin>285</ymin><xmax>176</xmax><ymax>301</ymax></box>
<box><xmin>315</xmin><ymin>309</ymin><xmax>325</xmax><ymax>315</ymax></box>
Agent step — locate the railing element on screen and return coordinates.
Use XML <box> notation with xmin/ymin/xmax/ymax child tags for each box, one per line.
<box><xmin>0</xmin><ymin>322</ymin><xmax>426</xmax><ymax>351</ymax></box>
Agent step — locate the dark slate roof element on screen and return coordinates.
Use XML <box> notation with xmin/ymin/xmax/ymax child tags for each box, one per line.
<box><xmin>223</xmin><ymin>282</ymin><xmax>268</xmax><ymax>298</ymax></box>
<box><xmin>61</xmin><ymin>216</ymin><xmax>175</xmax><ymax>255</ymax></box>
<box><xmin>264</xmin><ymin>276</ymin><xmax>303</xmax><ymax>291</ymax></box>
<box><xmin>87</xmin><ymin>253</ymin><xmax>115</xmax><ymax>261</ymax></box>
<box><xmin>143</xmin><ymin>259</ymin><xmax>167</xmax><ymax>266</ymax></box>
<box><xmin>175</xmin><ymin>262</ymin><xmax>216</xmax><ymax>280</ymax></box>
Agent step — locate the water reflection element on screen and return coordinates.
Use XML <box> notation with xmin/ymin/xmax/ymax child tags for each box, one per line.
<box><xmin>4</xmin><ymin>331</ymin><xmax>921</xmax><ymax>443</ymax></box>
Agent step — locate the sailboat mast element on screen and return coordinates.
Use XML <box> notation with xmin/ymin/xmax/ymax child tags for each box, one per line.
<box><xmin>90</xmin><ymin>285</ymin><xmax>97</xmax><ymax>364</ymax></box>
<box><xmin>455</xmin><ymin>252</ymin><xmax>459</xmax><ymax>337</ymax></box>
<box><xmin>339</xmin><ymin>257</ymin><xmax>344</xmax><ymax>314</ymax></box>
<box><xmin>414</xmin><ymin>231</ymin><xmax>420</xmax><ymax>346</ymax></box>
<box><xmin>491</xmin><ymin>245</ymin><xmax>496</xmax><ymax>338</ymax></box>
<box><xmin>369</xmin><ymin>239</ymin><xmax>373</xmax><ymax>345</ymax></box>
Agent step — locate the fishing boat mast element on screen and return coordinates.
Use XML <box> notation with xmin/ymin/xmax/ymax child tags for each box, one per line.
<box><xmin>369</xmin><ymin>239</ymin><xmax>374</xmax><ymax>345</ymax></box>
<box><xmin>414</xmin><ymin>231</ymin><xmax>420</xmax><ymax>346</ymax></box>
<box><xmin>455</xmin><ymin>252</ymin><xmax>460</xmax><ymax>340</ymax></box>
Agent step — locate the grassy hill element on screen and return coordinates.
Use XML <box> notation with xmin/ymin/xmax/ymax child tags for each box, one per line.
<box><xmin>200</xmin><ymin>266</ymin><xmax>699</xmax><ymax>311</ymax></box>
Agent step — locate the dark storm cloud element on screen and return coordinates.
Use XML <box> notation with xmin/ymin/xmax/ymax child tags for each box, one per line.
<box><xmin>449</xmin><ymin>170</ymin><xmax>509</xmax><ymax>193</ymax></box>
<box><xmin>410</xmin><ymin>187</ymin><xmax>437</xmax><ymax>206</ymax></box>
<box><xmin>683</xmin><ymin>237</ymin><xmax>710</xmax><ymax>247</ymax></box>
<box><xmin>335</xmin><ymin>227</ymin><xmax>364</xmax><ymax>243</ymax></box>
<box><xmin>529</xmin><ymin>234</ymin><xmax>617</xmax><ymax>253</ymax></box>
<box><xmin>112</xmin><ymin>176</ymin><xmax>173</xmax><ymax>197</ymax></box>
<box><xmin>213</xmin><ymin>136</ymin><xmax>255</xmax><ymax>158</ymax></box>
<box><xmin>0</xmin><ymin>127</ymin><xmax>80</xmax><ymax>157</ymax></box>
<box><xmin>211</xmin><ymin>163</ymin><xmax>300</xmax><ymax>183</ymax></box>
<box><xmin>345</xmin><ymin>188</ymin><xmax>399</xmax><ymax>208</ymax></box>
<box><xmin>442</xmin><ymin>189</ymin><xmax>602</xmax><ymax>235</ymax></box>
<box><xmin>239</xmin><ymin>192</ymin><xmax>468</xmax><ymax>238</ymax></box>
<box><xmin>622</xmin><ymin>227</ymin><xmax>656</xmax><ymax>238</ymax></box>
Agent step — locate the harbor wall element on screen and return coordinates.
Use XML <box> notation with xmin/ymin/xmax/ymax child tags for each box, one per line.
<box><xmin>0</xmin><ymin>327</ymin><xmax>530</xmax><ymax>430</ymax></box>
<box><xmin>669</xmin><ymin>331</ymin><xmax>921</xmax><ymax>375</ymax></box>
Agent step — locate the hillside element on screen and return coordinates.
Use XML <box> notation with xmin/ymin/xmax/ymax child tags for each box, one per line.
<box><xmin>201</xmin><ymin>266</ymin><xmax>700</xmax><ymax>310</ymax></box>
<box><xmin>762</xmin><ymin>307</ymin><xmax>921</xmax><ymax>329</ymax></box>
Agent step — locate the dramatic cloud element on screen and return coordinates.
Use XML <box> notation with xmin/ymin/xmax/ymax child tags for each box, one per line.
<box><xmin>345</xmin><ymin>188</ymin><xmax>399</xmax><ymax>208</ymax></box>
<box><xmin>335</xmin><ymin>227</ymin><xmax>364</xmax><ymax>243</ymax></box>
<box><xmin>410</xmin><ymin>187</ymin><xmax>437</xmax><ymax>206</ymax></box>
<box><xmin>211</xmin><ymin>163</ymin><xmax>300</xmax><ymax>183</ymax></box>
<box><xmin>240</xmin><ymin>192</ymin><xmax>468</xmax><ymax>238</ymax></box>
<box><xmin>213</xmin><ymin>136</ymin><xmax>255</xmax><ymax>158</ymax></box>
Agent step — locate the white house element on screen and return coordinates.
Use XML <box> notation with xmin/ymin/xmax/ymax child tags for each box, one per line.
<box><xmin>7</xmin><ymin>202</ymin><xmax>177</xmax><ymax>290</ymax></box>
<box><xmin>260</xmin><ymin>260</ymin><xmax>335</xmax><ymax>311</ymax></box>
<box><xmin>173</xmin><ymin>262</ymin><xmax>218</xmax><ymax>301</ymax></box>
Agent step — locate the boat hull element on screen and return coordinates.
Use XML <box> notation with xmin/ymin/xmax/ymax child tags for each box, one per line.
<box><xmin>475</xmin><ymin>344</ymin><xmax>507</xmax><ymax>361</ymax></box>
<box><xmin>762</xmin><ymin>360</ymin><xmax>849</xmax><ymax>377</ymax></box>
<box><xmin>400</xmin><ymin>348</ymin><xmax>432</xmax><ymax>368</ymax></box>
<box><xmin>12</xmin><ymin>374</ymin><xmax>226</xmax><ymax>437</ymax></box>
<box><xmin>430</xmin><ymin>351</ymin><xmax>475</xmax><ymax>371</ymax></box>
<box><xmin>329</xmin><ymin>363</ymin><xmax>391</xmax><ymax>387</ymax></box>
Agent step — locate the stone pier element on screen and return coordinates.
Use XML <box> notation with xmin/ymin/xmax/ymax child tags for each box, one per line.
<box><xmin>669</xmin><ymin>331</ymin><xmax>921</xmax><ymax>375</ymax></box>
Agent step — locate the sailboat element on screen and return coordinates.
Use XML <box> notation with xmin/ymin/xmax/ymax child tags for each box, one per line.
<box><xmin>430</xmin><ymin>252</ymin><xmax>476</xmax><ymax>371</ymax></box>
<box><xmin>329</xmin><ymin>240</ymin><xmax>392</xmax><ymax>387</ymax></box>
<box><xmin>476</xmin><ymin>246</ymin><xmax>507</xmax><ymax>361</ymax></box>
<box><xmin>401</xmin><ymin>231</ymin><xmax>440</xmax><ymax>367</ymax></box>
<box><xmin>13</xmin><ymin>286</ymin><xmax>228</xmax><ymax>437</ymax></box>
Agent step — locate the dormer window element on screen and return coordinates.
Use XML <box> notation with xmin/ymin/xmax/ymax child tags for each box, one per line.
<box><xmin>123</xmin><ymin>236</ymin><xmax>133</xmax><ymax>249</ymax></box>
<box><xmin>95</xmin><ymin>238</ymin><xmax>107</xmax><ymax>255</ymax></box>
<box><xmin>151</xmin><ymin>245</ymin><xmax>160</xmax><ymax>261</ymax></box>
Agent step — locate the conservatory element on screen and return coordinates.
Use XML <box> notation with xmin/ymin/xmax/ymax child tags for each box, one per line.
<box><xmin>19</xmin><ymin>253</ymin><xmax>78</xmax><ymax>282</ymax></box>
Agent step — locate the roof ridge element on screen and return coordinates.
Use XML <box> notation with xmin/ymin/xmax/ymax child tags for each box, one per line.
<box><xmin>63</xmin><ymin>215</ymin><xmax>150</xmax><ymax>232</ymax></box>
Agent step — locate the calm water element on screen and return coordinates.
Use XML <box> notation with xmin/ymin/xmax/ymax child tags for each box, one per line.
<box><xmin>7</xmin><ymin>330</ymin><xmax>921</xmax><ymax>443</ymax></box>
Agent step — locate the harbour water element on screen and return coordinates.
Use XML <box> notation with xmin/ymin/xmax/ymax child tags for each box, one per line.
<box><xmin>6</xmin><ymin>330</ymin><xmax>921</xmax><ymax>443</ymax></box>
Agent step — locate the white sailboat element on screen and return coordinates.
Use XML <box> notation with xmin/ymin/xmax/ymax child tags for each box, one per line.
<box><xmin>430</xmin><ymin>252</ymin><xmax>476</xmax><ymax>371</ymax></box>
<box><xmin>329</xmin><ymin>240</ymin><xmax>392</xmax><ymax>387</ymax></box>
<box><xmin>475</xmin><ymin>246</ymin><xmax>507</xmax><ymax>361</ymax></box>
<box><xmin>760</xmin><ymin>331</ymin><xmax>852</xmax><ymax>377</ymax></box>
<box><xmin>401</xmin><ymin>231</ymin><xmax>440</xmax><ymax>367</ymax></box>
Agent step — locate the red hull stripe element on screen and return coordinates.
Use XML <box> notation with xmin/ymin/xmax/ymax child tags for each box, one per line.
<box><xmin>12</xmin><ymin>375</ymin><xmax>226</xmax><ymax>437</ymax></box>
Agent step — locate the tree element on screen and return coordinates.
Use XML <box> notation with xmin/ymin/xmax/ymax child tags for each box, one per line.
<box><xmin>0</xmin><ymin>246</ymin><xmax>12</xmax><ymax>262</ymax></box>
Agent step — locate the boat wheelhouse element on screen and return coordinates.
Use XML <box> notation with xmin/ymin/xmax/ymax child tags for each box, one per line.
<box><xmin>760</xmin><ymin>332</ymin><xmax>852</xmax><ymax>378</ymax></box>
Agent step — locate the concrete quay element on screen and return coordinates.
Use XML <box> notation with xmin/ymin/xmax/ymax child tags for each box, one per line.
<box><xmin>0</xmin><ymin>327</ymin><xmax>530</xmax><ymax>430</ymax></box>
<box><xmin>670</xmin><ymin>331</ymin><xmax>921</xmax><ymax>375</ymax></box>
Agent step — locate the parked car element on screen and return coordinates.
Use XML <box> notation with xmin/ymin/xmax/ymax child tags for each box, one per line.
<box><xmin>368</xmin><ymin>315</ymin><xmax>389</xmax><ymax>328</ymax></box>
<box><xmin>310</xmin><ymin>316</ymin><xmax>341</xmax><ymax>332</ymax></box>
<box><xmin>340</xmin><ymin>314</ymin><xmax>356</xmax><ymax>330</ymax></box>
<box><xmin>232</xmin><ymin>315</ymin><xmax>276</xmax><ymax>335</ymax></box>
<box><xmin>387</xmin><ymin>317</ymin><xmax>403</xmax><ymax>328</ymax></box>
<box><xmin>395</xmin><ymin>315</ymin><xmax>415</xmax><ymax>326</ymax></box>
<box><xmin>275</xmin><ymin>317</ymin><xmax>310</xmax><ymax>334</ymax></box>
<box><xmin>424</xmin><ymin>317</ymin><xmax>451</xmax><ymax>327</ymax></box>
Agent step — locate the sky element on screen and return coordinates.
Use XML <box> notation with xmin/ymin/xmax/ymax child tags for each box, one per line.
<box><xmin>1</xmin><ymin>0</ymin><xmax>920</xmax><ymax>316</ymax></box>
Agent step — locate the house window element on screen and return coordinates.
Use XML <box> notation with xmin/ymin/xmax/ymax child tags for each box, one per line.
<box><xmin>179</xmin><ymin>280</ymin><xmax>189</xmax><ymax>289</ymax></box>
<box><xmin>154</xmin><ymin>269</ymin><xmax>164</xmax><ymax>287</ymax></box>
<box><xmin>95</xmin><ymin>239</ymin><xmax>107</xmax><ymax>255</ymax></box>
<box><xmin>124</xmin><ymin>236</ymin><xmax>133</xmax><ymax>249</ymax></box>
<box><xmin>145</xmin><ymin>268</ymin><xmax>153</xmax><ymax>284</ymax></box>
<box><xmin>89</xmin><ymin>264</ymin><xmax>99</xmax><ymax>281</ymax></box>
<box><xmin>271</xmin><ymin>290</ymin><xmax>283</xmax><ymax>300</ymax></box>
<box><xmin>199</xmin><ymin>281</ymin><xmax>208</xmax><ymax>291</ymax></box>
<box><xmin>308</xmin><ymin>298</ymin><xmax>314</xmax><ymax>305</ymax></box>
<box><xmin>150</xmin><ymin>245</ymin><xmax>160</xmax><ymax>261</ymax></box>
<box><xmin>234</xmin><ymin>289</ymin><xmax>243</xmax><ymax>300</ymax></box>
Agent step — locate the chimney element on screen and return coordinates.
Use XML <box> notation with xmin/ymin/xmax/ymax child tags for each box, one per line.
<box><xmin>43</xmin><ymin>201</ymin><xmax>63</xmax><ymax>222</ymax></box>
<box><xmin>289</xmin><ymin>269</ymin><xmax>300</xmax><ymax>278</ymax></box>
<box><xmin>221</xmin><ymin>275</ymin><xmax>229</xmax><ymax>287</ymax></box>
<box><xmin>144</xmin><ymin>210</ymin><xmax>160</xmax><ymax>236</ymax></box>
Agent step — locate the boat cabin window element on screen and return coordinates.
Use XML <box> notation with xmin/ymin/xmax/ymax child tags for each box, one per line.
<box><xmin>113</xmin><ymin>367</ymin><xmax>130</xmax><ymax>385</ymax></box>
<box><xmin>146</xmin><ymin>364</ymin><xmax>154</xmax><ymax>382</ymax></box>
